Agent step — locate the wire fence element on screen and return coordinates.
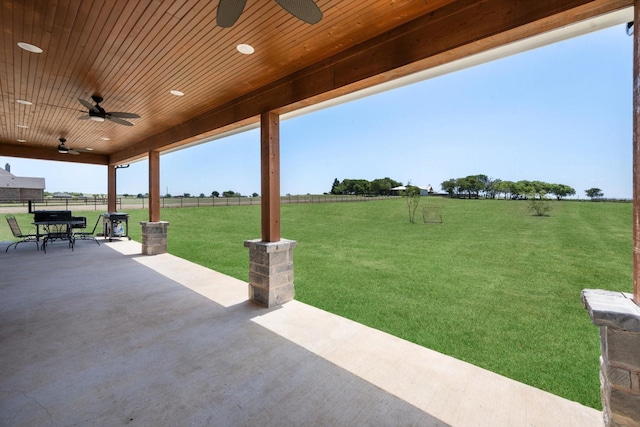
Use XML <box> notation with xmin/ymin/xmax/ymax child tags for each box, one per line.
<box><xmin>0</xmin><ymin>194</ymin><xmax>398</xmax><ymax>213</ymax></box>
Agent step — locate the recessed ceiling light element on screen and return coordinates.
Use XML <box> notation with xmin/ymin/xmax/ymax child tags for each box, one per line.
<box><xmin>170</xmin><ymin>90</ymin><xmax>184</xmax><ymax>96</ymax></box>
<box><xmin>84</xmin><ymin>147</ymin><xmax>94</xmax><ymax>151</ymax></box>
<box><xmin>17</xmin><ymin>42</ymin><xmax>43</xmax><ymax>53</ymax></box>
<box><xmin>17</xmin><ymin>139</ymin><xmax>26</xmax><ymax>143</ymax></box>
<box><xmin>16</xmin><ymin>99</ymin><xmax>32</xmax><ymax>105</ymax></box>
<box><xmin>101</xmin><ymin>137</ymin><xmax>110</xmax><ymax>140</ymax></box>
<box><xmin>17</xmin><ymin>124</ymin><xmax>28</xmax><ymax>128</ymax></box>
<box><xmin>237</xmin><ymin>44</ymin><xmax>255</xmax><ymax>55</ymax></box>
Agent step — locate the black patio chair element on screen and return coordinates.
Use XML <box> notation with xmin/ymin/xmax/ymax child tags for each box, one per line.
<box><xmin>71</xmin><ymin>216</ymin><xmax>86</xmax><ymax>233</ymax></box>
<box><xmin>73</xmin><ymin>215</ymin><xmax>101</xmax><ymax>246</ymax></box>
<box><xmin>5</xmin><ymin>215</ymin><xmax>40</xmax><ymax>252</ymax></box>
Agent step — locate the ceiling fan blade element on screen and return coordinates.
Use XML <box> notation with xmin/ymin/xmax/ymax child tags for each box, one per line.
<box><xmin>217</xmin><ymin>0</ymin><xmax>247</xmax><ymax>27</ymax></box>
<box><xmin>78</xmin><ymin>98</ymin><xmax>99</xmax><ymax>112</ymax></box>
<box><xmin>78</xmin><ymin>115</ymin><xmax>91</xmax><ymax>120</ymax></box>
<box><xmin>107</xmin><ymin>116</ymin><xmax>134</xmax><ymax>126</ymax></box>
<box><xmin>275</xmin><ymin>0</ymin><xmax>322</xmax><ymax>24</ymax></box>
<box><xmin>68</xmin><ymin>149</ymin><xmax>80</xmax><ymax>155</ymax></box>
<box><xmin>109</xmin><ymin>112</ymin><xmax>140</xmax><ymax>119</ymax></box>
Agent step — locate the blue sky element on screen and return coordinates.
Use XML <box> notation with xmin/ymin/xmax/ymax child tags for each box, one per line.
<box><xmin>3</xmin><ymin>23</ymin><xmax>633</xmax><ymax>199</ymax></box>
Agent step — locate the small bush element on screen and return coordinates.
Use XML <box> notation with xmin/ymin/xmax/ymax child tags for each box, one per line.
<box><xmin>528</xmin><ymin>195</ymin><xmax>552</xmax><ymax>216</ymax></box>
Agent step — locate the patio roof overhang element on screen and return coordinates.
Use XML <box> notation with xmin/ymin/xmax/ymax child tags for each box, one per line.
<box><xmin>0</xmin><ymin>0</ymin><xmax>633</xmax><ymax>166</ymax></box>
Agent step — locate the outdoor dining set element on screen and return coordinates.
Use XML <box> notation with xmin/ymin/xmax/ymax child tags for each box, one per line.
<box><xmin>5</xmin><ymin>210</ymin><xmax>130</xmax><ymax>253</ymax></box>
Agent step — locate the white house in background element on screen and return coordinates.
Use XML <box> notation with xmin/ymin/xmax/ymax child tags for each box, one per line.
<box><xmin>0</xmin><ymin>164</ymin><xmax>45</xmax><ymax>202</ymax></box>
<box><xmin>390</xmin><ymin>185</ymin><xmax>433</xmax><ymax>196</ymax></box>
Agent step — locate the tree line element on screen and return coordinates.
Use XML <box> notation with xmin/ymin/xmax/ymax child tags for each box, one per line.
<box><xmin>440</xmin><ymin>175</ymin><xmax>576</xmax><ymax>200</ymax></box>
<box><xmin>330</xmin><ymin>177</ymin><xmax>403</xmax><ymax>196</ymax></box>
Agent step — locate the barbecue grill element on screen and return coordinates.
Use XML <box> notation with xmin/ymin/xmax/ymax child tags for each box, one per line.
<box><xmin>102</xmin><ymin>212</ymin><xmax>130</xmax><ymax>241</ymax></box>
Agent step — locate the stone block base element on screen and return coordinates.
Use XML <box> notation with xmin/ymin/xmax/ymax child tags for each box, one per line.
<box><xmin>140</xmin><ymin>221</ymin><xmax>169</xmax><ymax>255</ymax></box>
<box><xmin>244</xmin><ymin>239</ymin><xmax>297</xmax><ymax>307</ymax></box>
<box><xmin>582</xmin><ymin>289</ymin><xmax>640</xmax><ymax>427</ymax></box>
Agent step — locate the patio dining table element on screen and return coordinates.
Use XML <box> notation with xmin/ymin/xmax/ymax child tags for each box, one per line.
<box><xmin>33</xmin><ymin>219</ymin><xmax>84</xmax><ymax>253</ymax></box>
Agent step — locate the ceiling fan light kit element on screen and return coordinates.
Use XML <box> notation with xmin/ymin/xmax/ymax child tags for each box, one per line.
<box><xmin>57</xmin><ymin>138</ymin><xmax>81</xmax><ymax>155</ymax></box>
<box><xmin>77</xmin><ymin>95</ymin><xmax>140</xmax><ymax>126</ymax></box>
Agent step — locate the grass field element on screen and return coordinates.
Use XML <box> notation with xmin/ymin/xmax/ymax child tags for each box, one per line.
<box><xmin>2</xmin><ymin>198</ymin><xmax>632</xmax><ymax>409</ymax></box>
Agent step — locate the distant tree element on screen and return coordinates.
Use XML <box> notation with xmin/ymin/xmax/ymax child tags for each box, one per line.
<box><xmin>370</xmin><ymin>177</ymin><xmax>401</xmax><ymax>195</ymax></box>
<box><xmin>531</xmin><ymin>181</ymin><xmax>551</xmax><ymax>197</ymax></box>
<box><xmin>342</xmin><ymin>179</ymin><xmax>370</xmax><ymax>195</ymax></box>
<box><xmin>165</xmin><ymin>193</ymin><xmax>172</xmax><ymax>198</ymax></box>
<box><xmin>199</xmin><ymin>193</ymin><xmax>205</xmax><ymax>198</ymax></box>
<box><xmin>549</xmin><ymin>184</ymin><xmax>576</xmax><ymax>200</ymax></box>
<box><xmin>456</xmin><ymin>177</ymin><xmax>470</xmax><ymax>198</ymax></box>
<box><xmin>585</xmin><ymin>188</ymin><xmax>604</xmax><ymax>200</ymax></box>
<box><xmin>513</xmin><ymin>180</ymin><xmax>534</xmax><ymax>199</ymax></box>
<box><xmin>330</xmin><ymin>178</ymin><xmax>341</xmax><ymax>195</ymax></box>
<box><xmin>211</xmin><ymin>191</ymin><xmax>220</xmax><ymax>197</ymax></box>
<box><xmin>493</xmin><ymin>180</ymin><xmax>509</xmax><ymax>199</ymax></box>
<box><xmin>475</xmin><ymin>174</ymin><xmax>490</xmax><ymax>197</ymax></box>
<box><xmin>223</xmin><ymin>190</ymin><xmax>239</xmax><ymax>197</ymax></box>
<box><xmin>136</xmin><ymin>193</ymin><xmax>144</xmax><ymax>198</ymax></box>
<box><xmin>183</xmin><ymin>193</ymin><xmax>191</xmax><ymax>198</ymax></box>
<box><xmin>485</xmin><ymin>178</ymin><xmax>500</xmax><ymax>199</ymax></box>
<box><xmin>441</xmin><ymin>179</ymin><xmax>457</xmax><ymax>196</ymax></box>
<box><xmin>465</xmin><ymin>175</ymin><xmax>483</xmax><ymax>198</ymax></box>
<box><xmin>252</xmin><ymin>192</ymin><xmax>259</xmax><ymax>197</ymax></box>
<box><xmin>332</xmin><ymin>177</ymin><xmax>401</xmax><ymax>196</ymax></box>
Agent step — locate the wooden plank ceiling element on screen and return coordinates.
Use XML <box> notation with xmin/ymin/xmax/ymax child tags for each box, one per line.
<box><xmin>0</xmin><ymin>0</ymin><xmax>633</xmax><ymax>166</ymax></box>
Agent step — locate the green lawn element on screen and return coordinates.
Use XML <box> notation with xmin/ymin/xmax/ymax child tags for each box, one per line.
<box><xmin>3</xmin><ymin>198</ymin><xmax>632</xmax><ymax>409</ymax></box>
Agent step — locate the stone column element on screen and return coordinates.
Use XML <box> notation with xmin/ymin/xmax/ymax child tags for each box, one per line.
<box><xmin>582</xmin><ymin>289</ymin><xmax>640</xmax><ymax>427</ymax></box>
<box><xmin>244</xmin><ymin>239</ymin><xmax>297</xmax><ymax>307</ymax></box>
<box><xmin>140</xmin><ymin>221</ymin><xmax>169</xmax><ymax>255</ymax></box>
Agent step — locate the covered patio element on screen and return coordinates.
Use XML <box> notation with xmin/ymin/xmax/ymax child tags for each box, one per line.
<box><xmin>0</xmin><ymin>240</ymin><xmax>601</xmax><ymax>426</ymax></box>
<box><xmin>2</xmin><ymin>0</ymin><xmax>640</xmax><ymax>425</ymax></box>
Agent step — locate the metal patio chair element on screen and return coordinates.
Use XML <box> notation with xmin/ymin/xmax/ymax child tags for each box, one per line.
<box><xmin>5</xmin><ymin>215</ymin><xmax>40</xmax><ymax>252</ymax></box>
<box><xmin>72</xmin><ymin>215</ymin><xmax>101</xmax><ymax>246</ymax></box>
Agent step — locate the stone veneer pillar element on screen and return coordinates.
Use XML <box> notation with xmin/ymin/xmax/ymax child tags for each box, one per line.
<box><xmin>244</xmin><ymin>239</ymin><xmax>297</xmax><ymax>307</ymax></box>
<box><xmin>140</xmin><ymin>221</ymin><xmax>169</xmax><ymax>255</ymax></box>
<box><xmin>582</xmin><ymin>289</ymin><xmax>640</xmax><ymax>427</ymax></box>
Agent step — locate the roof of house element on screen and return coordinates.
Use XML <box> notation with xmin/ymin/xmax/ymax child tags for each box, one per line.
<box><xmin>391</xmin><ymin>185</ymin><xmax>433</xmax><ymax>191</ymax></box>
<box><xmin>0</xmin><ymin>168</ymin><xmax>46</xmax><ymax>190</ymax></box>
<box><xmin>52</xmin><ymin>192</ymin><xmax>73</xmax><ymax>198</ymax></box>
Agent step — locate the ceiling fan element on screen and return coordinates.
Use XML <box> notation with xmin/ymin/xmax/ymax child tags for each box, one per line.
<box><xmin>78</xmin><ymin>95</ymin><xmax>140</xmax><ymax>126</ymax></box>
<box><xmin>57</xmin><ymin>138</ymin><xmax>91</xmax><ymax>155</ymax></box>
<box><xmin>216</xmin><ymin>0</ymin><xmax>322</xmax><ymax>27</ymax></box>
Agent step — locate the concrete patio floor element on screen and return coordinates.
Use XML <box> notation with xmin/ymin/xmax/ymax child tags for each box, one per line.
<box><xmin>1</xmin><ymin>238</ymin><xmax>603</xmax><ymax>426</ymax></box>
